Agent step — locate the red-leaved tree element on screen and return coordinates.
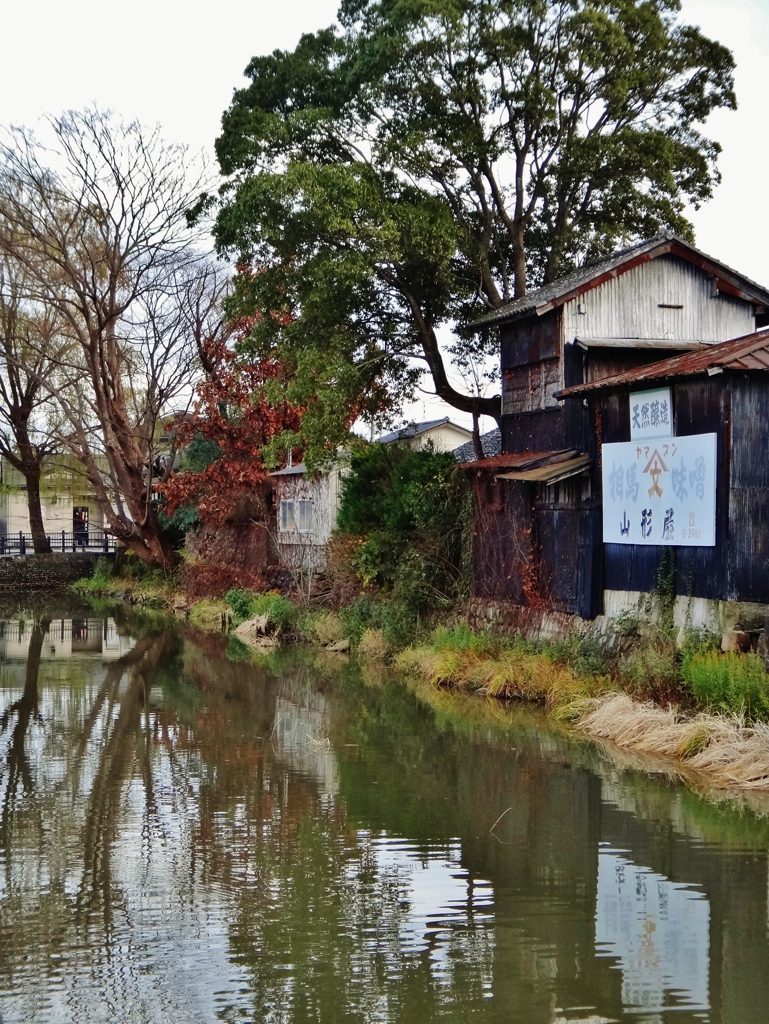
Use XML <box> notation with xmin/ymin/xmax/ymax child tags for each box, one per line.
<box><xmin>161</xmin><ymin>335</ymin><xmax>302</xmax><ymax>527</ymax></box>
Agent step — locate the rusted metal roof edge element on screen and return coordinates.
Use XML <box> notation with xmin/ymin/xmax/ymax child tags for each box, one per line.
<box><xmin>554</xmin><ymin>329</ymin><xmax>769</xmax><ymax>400</ymax></box>
<box><xmin>460</xmin><ymin>448</ymin><xmax>578</xmax><ymax>472</ymax></box>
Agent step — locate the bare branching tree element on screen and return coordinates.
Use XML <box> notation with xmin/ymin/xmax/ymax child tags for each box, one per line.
<box><xmin>0</xmin><ymin>109</ymin><xmax>223</xmax><ymax>566</ymax></box>
<box><xmin>0</xmin><ymin>258</ymin><xmax>71</xmax><ymax>552</ymax></box>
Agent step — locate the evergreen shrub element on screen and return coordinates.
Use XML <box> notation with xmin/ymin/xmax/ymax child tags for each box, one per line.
<box><xmin>336</xmin><ymin>442</ymin><xmax>470</xmax><ymax>613</ymax></box>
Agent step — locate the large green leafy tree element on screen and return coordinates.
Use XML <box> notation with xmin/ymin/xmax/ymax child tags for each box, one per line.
<box><xmin>211</xmin><ymin>0</ymin><xmax>735</xmax><ymax>444</ymax></box>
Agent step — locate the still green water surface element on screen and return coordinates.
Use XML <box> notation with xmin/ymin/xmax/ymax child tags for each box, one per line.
<box><xmin>0</xmin><ymin>609</ymin><xmax>768</xmax><ymax>1023</ymax></box>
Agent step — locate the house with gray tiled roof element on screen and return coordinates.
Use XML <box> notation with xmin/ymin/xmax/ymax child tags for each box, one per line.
<box><xmin>452</xmin><ymin>429</ymin><xmax>501</xmax><ymax>464</ymax></box>
<box><xmin>376</xmin><ymin>417</ymin><xmax>473</xmax><ymax>452</ymax></box>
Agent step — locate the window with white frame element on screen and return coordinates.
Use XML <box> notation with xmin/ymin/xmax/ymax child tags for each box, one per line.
<box><xmin>280</xmin><ymin>499</ymin><xmax>295</xmax><ymax>532</ymax></box>
<box><xmin>280</xmin><ymin>498</ymin><xmax>314</xmax><ymax>533</ymax></box>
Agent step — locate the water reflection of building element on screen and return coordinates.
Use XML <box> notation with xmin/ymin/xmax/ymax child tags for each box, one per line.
<box><xmin>0</xmin><ymin>618</ymin><xmax>135</xmax><ymax>661</ymax></box>
<box><xmin>333</xmin><ymin>688</ymin><xmax>769</xmax><ymax>1024</ymax></box>
<box><xmin>272</xmin><ymin>682</ymin><xmax>497</xmax><ymax>988</ymax></box>
<box><xmin>595</xmin><ymin>847</ymin><xmax>709</xmax><ymax>1017</ymax></box>
<box><xmin>274</xmin><ymin>685</ymin><xmax>339</xmax><ymax>797</ymax></box>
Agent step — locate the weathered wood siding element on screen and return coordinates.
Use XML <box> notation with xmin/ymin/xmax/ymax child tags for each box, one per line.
<box><xmin>274</xmin><ymin>466</ymin><xmax>345</xmax><ymax>570</ymax></box>
<box><xmin>471</xmin><ymin>471</ymin><xmax>602</xmax><ymax>618</ymax></box>
<box><xmin>492</xmin><ymin>252</ymin><xmax>764</xmax><ymax>615</ymax></box>
<box><xmin>562</xmin><ymin>254</ymin><xmax>755</xmax><ymax>345</ymax></box>
<box><xmin>470</xmin><ymin>474</ymin><xmax>528</xmax><ymax>604</ymax></box>
<box><xmin>727</xmin><ymin>378</ymin><xmax>769</xmax><ymax>602</ymax></box>
<box><xmin>601</xmin><ymin>374</ymin><xmax>769</xmax><ymax>605</ymax></box>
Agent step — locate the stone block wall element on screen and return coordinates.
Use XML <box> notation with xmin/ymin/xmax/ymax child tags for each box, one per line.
<box><xmin>0</xmin><ymin>553</ymin><xmax>104</xmax><ymax>593</ymax></box>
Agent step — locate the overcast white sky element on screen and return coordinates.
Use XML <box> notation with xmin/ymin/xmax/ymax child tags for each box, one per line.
<box><xmin>0</xmin><ymin>0</ymin><xmax>766</xmax><ymax>431</ymax></box>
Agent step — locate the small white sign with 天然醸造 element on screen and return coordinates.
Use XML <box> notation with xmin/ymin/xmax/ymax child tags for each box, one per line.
<box><xmin>629</xmin><ymin>387</ymin><xmax>672</xmax><ymax>440</ymax></box>
<box><xmin>602</xmin><ymin>433</ymin><xmax>716</xmax><ymax>546</ymax></box>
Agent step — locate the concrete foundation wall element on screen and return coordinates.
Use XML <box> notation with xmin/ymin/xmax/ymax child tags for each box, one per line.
<box><xmin>603</xmin><ymin>589</ymin><xmax>769</xmax><ymax>632</ymax></box>
<box><xmin>462</xmin><ymin>591</ymin><xmax>769</xmax><ymax>644</ymax></box>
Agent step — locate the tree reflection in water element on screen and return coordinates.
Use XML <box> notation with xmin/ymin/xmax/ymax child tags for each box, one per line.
<box><xmin>0</xmin><ymin>616</ymin><xmax>768</xmax><ymax>1024</ymax></box>
<box><xmin>0</xmin><ymin>623</ymin><xmax>496</xmax><ymax>1024</ymax></box>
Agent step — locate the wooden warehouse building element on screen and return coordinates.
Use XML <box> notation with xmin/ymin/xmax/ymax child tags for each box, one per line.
<box><xmin>466</xmin><ymin>233</ymin><xmax>769</xmax><ymax>622</ymax></box>
<box><xmin>557</xmin><ymin>330</ymin><xmax>769</xmax><ymax>624</ymax></box>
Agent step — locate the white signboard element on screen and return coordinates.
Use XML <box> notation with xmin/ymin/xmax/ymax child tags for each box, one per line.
<box><xmin>602</xmin><ymin>433</ymin><xmax>716</xmax><ymax>546</ymax></box>
<box><xmin>630</xmin><ymin>387</ymin><xmax>672</xmax><ymax>441</ymax></box>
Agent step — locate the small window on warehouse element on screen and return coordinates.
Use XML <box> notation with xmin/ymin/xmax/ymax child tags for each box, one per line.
<box><xmin>296</xmin><ymin>499</ymin><xmax>314</xmax><ymax>533</ymax></box>
<box><xmin>280</xmin><ymin>499</ymin><xmax>295</xmax><ymax>532</ymax></box>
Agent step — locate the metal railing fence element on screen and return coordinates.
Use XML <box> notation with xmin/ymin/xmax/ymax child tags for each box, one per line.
<box><xmin>0</xmin><ymin>531</ymin><xmax>117</xmax><ymax>555</ymax></box>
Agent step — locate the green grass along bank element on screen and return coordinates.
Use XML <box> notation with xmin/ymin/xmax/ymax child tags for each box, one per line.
<box><xmin>73</xmin><ymin>562</ymin><xmax>769</xmax><ymax>793</ymax></box>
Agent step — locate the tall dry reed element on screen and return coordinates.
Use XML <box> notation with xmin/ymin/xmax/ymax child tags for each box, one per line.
<box><xmin>577</xmin><ymin>693</ymin><xmax>769</xmax><ymax>790</ymax></box>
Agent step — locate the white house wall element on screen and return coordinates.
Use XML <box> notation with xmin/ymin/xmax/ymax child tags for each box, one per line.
<box><xmin>0</xmin><ymin>618</ymin><xmax>134</xmax><ymax>661</ymax></box>
<box><xmin>413</xmin><ymin>424</ymin><xmax>473</xmax><ymax>452</ymax></box>
<box><xmin>275</xmin><ymin>466</ymin><xmax>345</xmax><ymax>570</ymax></box>
<box><xmin>561</xmin><ymin>254</ymin><xmax>755</xmax><ymax>346</ymax></box>
<box><xmin>0</xmin><ymin>492</ymin><xmax>105</xmax><ymax>538</ymax></box>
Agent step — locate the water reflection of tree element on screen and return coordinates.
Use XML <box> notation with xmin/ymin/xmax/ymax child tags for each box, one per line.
<box><xmin>3</xmin><ymin>629</ymin><xmax>769</xmax><ymax>1024</ymax></box>
<box><xmin>0</xmin><ymin>614</ymin><xmax>49</xmax><ymax>852</ymax></box>
<box><xmin>0</xmin><ymin>623</ymin><xmax>182</xmax><ymax>1022</ymax></box>
<box><xmin>171</xmin><ymin>644</ymin><xmax>497</xmax><ymax>1024</ymax></box>
<box><xmin>76</xmin><ymin>632</ymin><xmax>173</xmax><ymax>929</ymax></box>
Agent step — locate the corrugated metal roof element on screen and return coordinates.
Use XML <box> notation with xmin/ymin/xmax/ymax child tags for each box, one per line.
<box><xmin>497</xmin><ymin>452</ymin><xmax>591</xmax><ymax>485</ymax></box>
<box><xmin>556</xmin><ymin>329</ymin><xmax>769</xmax><ymax>399</ymax></box>
<box><xmin>471</xmin><ymin>232</ymin><xmax>769</xmax><ymax>329</ymax></box>
<box><xmin>461</xmin><ymin>448</ymin><xmax>584</xmax><ymax>473</ymax></box>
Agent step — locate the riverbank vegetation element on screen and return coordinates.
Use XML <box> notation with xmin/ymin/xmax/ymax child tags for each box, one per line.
<box><xmin>72</xmin><ymin>549</ymin><xmax>769</xmax><ymax>792</ymax></box>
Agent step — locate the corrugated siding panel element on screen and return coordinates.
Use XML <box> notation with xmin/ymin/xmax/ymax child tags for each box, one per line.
<box><xmin>562</xmin><ymin>254</ymin><xmax>754</xmax><ymax>345</ymax></box>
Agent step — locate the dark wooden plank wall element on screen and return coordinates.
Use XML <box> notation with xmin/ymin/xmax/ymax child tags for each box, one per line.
<box><xmin>492</xmin><ymin>306</ymin><xmax>769</xmax><ymax>613</ymax></box>
<box><xmin>727</xmin><ymin>377</ymin><xmax>769</xmax><ymax>603</ymax></box>
<box><xmin>470</xmin><ymin>474</ymin><xmax>529</xmax><ymax>603</ymax></box>
<box><xmin>471</xmin><ymin>470</ymin><xmax>604</xmax><ymax>617</ymax></box>
<box><xmin>533</xmin><ymin>503</ymin><xmax>603</xmax><ymax>617</ymax></box>
<box><xmin>601</xmin><ymin>375</ymin><xmax>769</xmax><ymax>604</ymax></box>
<box><xmin>501</xmin><ymin>311</ymin><xmax>565</xmax><ymax>455</ymax></box>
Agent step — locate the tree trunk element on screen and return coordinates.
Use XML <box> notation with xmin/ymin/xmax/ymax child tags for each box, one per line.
<box><xmin>472</xmin><ymin>410</ymin><xmax>484</xmax><ymax>461</ymax></box>
<box><xmin>23</xmin><ymin>463</ymin><xmax>51</xmax><ymax>554</ymax></box>
<box><xmin>121</xmin><ymin>529</ymin><xmax>175</xmax><ymax>569</ymax></box>
<box><xmin>512</xmin><ymin>220</ymin><xmax>527</xmax><ymax>299</ymax></box>
<box><xmin>1</xmin><ymin>616</ymin><xmax>49</xmax><ymax>820</ymax></box>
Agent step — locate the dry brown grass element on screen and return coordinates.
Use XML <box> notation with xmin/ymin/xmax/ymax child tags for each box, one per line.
<box><xmin>396</xmin><ymin>644</ymin><xmax>605</xmax><ymax>710</ymax></box>
<box><xmin>577</xmin><ymin>693</ymin><xmax>769</xmax><ymax>790</ymax></box>
<box><xmin>358</xmin><ymin>628</ymin><xmax>388</xmax><ymax>661</ymax></box>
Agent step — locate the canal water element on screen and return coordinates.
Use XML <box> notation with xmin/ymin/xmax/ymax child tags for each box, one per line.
<box><xmin>0</xmin><ymin>608</ymin><xmax>767</xmax><ymax>1024</ymax></box>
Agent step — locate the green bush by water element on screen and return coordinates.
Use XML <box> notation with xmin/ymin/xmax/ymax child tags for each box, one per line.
<box><xmin>251</xmin><ymin>593</ymin><xmax>298</xmax><ymax>630</ymax></box>
<box><xmin>73</xmin><ymin>556</ymin><xmax>114</xmax><ymax>593</ymax></box>
<box><xmin>224</xmin><ymin>589</ymin><xmax>298</xmax><ymax>630</ymax></box>
<box><xmin>335</xmin><ymin>443</ymin><xmax>470</xmax><ymax>612</ymax></box>
<box><xmin>431</xmin><ymin>624</ymin><xmax>498</xmax><ymax>656</ymax></box>
<box><xmin>339</xmin><ymin>596</ymin><xmax>418</xmax><ymax>652</ymax></box>
<box><xmin>682</xmin><ymin>650</ymin><xmax>769</xmax><ymax>719</ymax></box>
<box><xmin>224</xmin><ymin>588</ymin><xmax>255</xmax><ymax>622</ymax></box>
